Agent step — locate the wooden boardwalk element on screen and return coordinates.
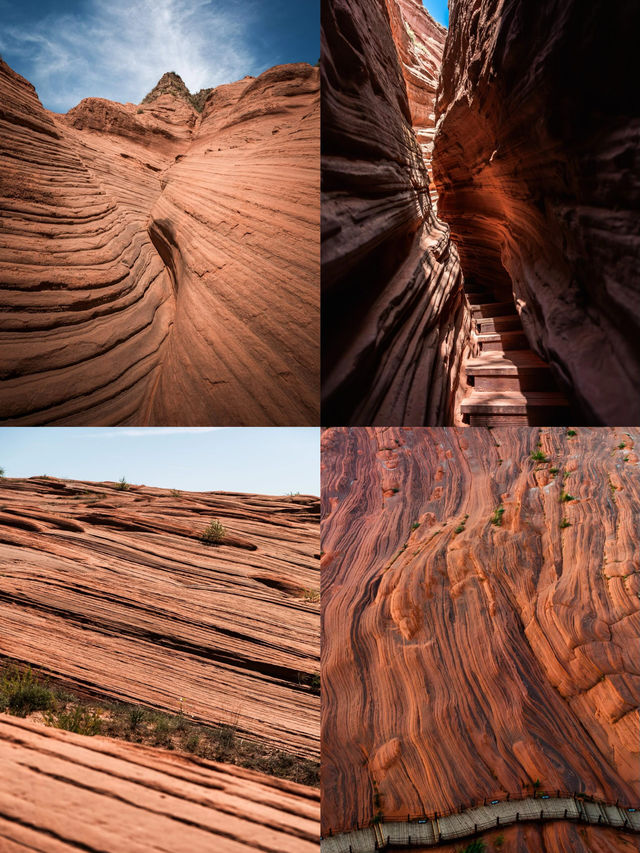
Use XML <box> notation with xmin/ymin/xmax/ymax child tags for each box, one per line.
<box><xmin>321</xmin><ymin>795</ymin><xmax>640</xmax><ymax>851</ymax></box>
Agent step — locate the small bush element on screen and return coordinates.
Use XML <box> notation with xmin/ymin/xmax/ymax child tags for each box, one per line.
<box><xmin>549</xmin><ymin>467</ymin><xmax>559</xmax><ymax>474</ymax></box>
<box><xmin>411</xmin><ymin>521</ymin><xmax>420</xmax><ymax>530</ymax></box>
<box><xmin>618</xmin><ymin>442</ymin><xmax>626</xmax><ymax>450</ymax></box>
<box><xmin>184</xmin><ymin>733</ymin><xmax>200</xmax><ymax>753</ymax></box>
<box><xmin>200</xmin><ymin>519</ymin><xmax>226</xmax><ymax>543</ymax></box>
<box><xmin>170</xmin><ymin>489</ymin><xmax>181</xmax><ymax>497</ymax></box>
<box><xmin>490</xmin><ymin>506</ymin><xmax>505</xmax><ymax>526</ymax></box>
<box><xmin>115</xmin><ymin>477</ymin><xmax>130</xmax><ymax>491</ymax></box>
<box><xmin>560</xmin><ymin>518</ymin><xmax>571</xmax><ymax>529</ymax></box>
<box><xmin>136</xmin><ymin>107</ymin><xmax>143</xmax><ymax>114</ymax></box>
<box><xmin>0</xmin><ymin>466</ymin><xmax>4</xmax><ymax>477</ymax></box>
<box><xmin>128</xmin><ymin>705</ymin><xmax>145</xmax><ymax>731</ymax></box>
<box><xmin>460</xmin><ymin>841</ymin><xmax>486</xmax><ymax>853</ymax></box>
<box><xmin>303</xmin><ymin>589</ymin><xmax>320</xmax><ymax>603</ymax></box>
<box><xmin>454</xmin><ymin>525</ymin><xmax>465</xmax><ymax>534</ymax></box>
<box><xmin>567</xmin><ymin>429</ymin><xmax>577</xmax><ymax>437</ymax></box>
<box><xmin>45</xmin><ymin>706</ymin><xmax>101</xmax><ymax>736</ymax></box>
<box><xmin>530</xmin><ymin>450</ymin><xmax>548</xmax><ymax>462</ymax></box>
<box><xmin>559</xmin><ymin>491</ymin><xmax>575</xmax><ymax>503</ymax></box>
<box><xmin>1</xmin><ymin>666</ymin><xmax>54</xmax><ymax>716</ymax></box>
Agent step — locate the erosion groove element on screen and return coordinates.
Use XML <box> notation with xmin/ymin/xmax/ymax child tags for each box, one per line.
<box><xmin>0</xmin><ymin>60</ymin><xmax>319</xmax><ymax>425</ymax></box>
<box><xmin>321</xmin><ymin>427</ymin><xmax>639</xmax><ymax>853</ymax></box>
<box><xmin>0</xmin><ymin>714</ymin><xmax>320</xmax><ymax>852</ymax></box>
<box><xmin>0</xmin><ymin>477</ymin><xmax>320</xmax><ymax>760</ymax></box>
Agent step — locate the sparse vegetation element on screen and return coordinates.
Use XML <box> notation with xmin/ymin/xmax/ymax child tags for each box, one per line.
<box><xmin>200</xmin><ymin>519</ymin><xmax>225</xmax><ymax>543</ymax></box>
<box><xmin>411</xmin><ymin>521</ymin><xmax>420</xmax><ymax>530</ymax></box>
<box><xmin>618</xmin><ymin>442</ymin><xmax>626</xmax><ymax>450</ymax></box>
<box><xmin>170</xmin><ymin>489</ymin><xmax>181</xmax><ymax>497</ymax></box>
<box><xmin>391</xmin><ymin>487</ymin><xmax>400</xmax><ymax>494</ymax></box>
<box><xmin>454</xmin><ymin>513</ymin><xmax>469</xmax><ymax>534</ymax></box>
<box><xmin>459</xmin><ymin>841</ymin><xmax>486</xmax><ymax>853</ymax></box>
<box><xmin>559</xmin><ymin>491</ymin><xmax>575</xmax><ymax>503</ymax></box>
<box><xmin>549</xmin><ymin>467</ymin><xmax>559</xmax><ymax>475</ymax></box>
<box><xmin>302</xmin><ymin>588</ymin><xmax>320</xmax><ymax>603</ymax></box>
<box><xmin>0</xmin><ymin>466</ymin><xmax>4</xmax><ymax>477</ymax></box>
<box><xmin>0</xmin><ymin>664</ymin><xmax>54</xmax><ymax>716</ymax></box>
<box><xmin>490</xmin><ymin>506</ymin><xmax>505</xmax><ymax>526</ymax></box>
<box><xmin>567</xmin><ymin>429</ymin><xmax>577</xmax><ymax>437</ymax></box>
<box><xmin>44</xmin><ymin>706</ymin><xmax>102</xmax><ymax>736</ymax></box>
<box><xmin>115</xmin><ymin>476</ymin><xmax>130</xmax><ymax>491</ymax></box>
<box><xmin>560</xmin><ymin>518</ymin><xmax>571</xmax><ymax>529</ymax></box>
<box><xmin>494</xmin><ymin>835</ymin><xmax>505</xmax><ymax>850</ymax></box>
<box><xmin>530</xmin><ymin>449</ymin><xmax>548</xmax><ymax>462</ymax></box>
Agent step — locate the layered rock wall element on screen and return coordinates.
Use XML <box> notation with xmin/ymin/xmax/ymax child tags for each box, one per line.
<box><xmin>0</xmin><ymin>60</ymin><xmax>319</xmax><ymax>425</ymax></box>
<box><xmin>433</xmin><ymin>0</ymin><xmax>640</xmax><ymax>424</ymax></box>
<box><xmin>322</xmin><ymin>0</ymin><xmax>469</xmax><ymax>425</ymax></box>
<box><xmin>321</xmin><ymin>427</ymin><xmax>639</xmax><ymax>852</ymax></box>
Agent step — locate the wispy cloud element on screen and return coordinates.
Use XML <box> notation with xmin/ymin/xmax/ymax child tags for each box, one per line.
<box><xmin>0</xmin><ymin>0</ymin><xmax>259</xmax><ymax>112</ymax></box>
<box><xmin>78</xmin><ymin>428</ymin><xmax>225</xmax><ymax>438</ymax></box>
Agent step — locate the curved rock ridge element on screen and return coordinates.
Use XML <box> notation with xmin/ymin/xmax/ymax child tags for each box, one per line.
<box><xmin>321</xmin><ymin>0</ymin><xmax>469</xmax><ymax>426</ymax></box>
<box><xmin>432</xmin><ymin>0</ymin><xmax>640</xmax><ymax>425</ymax></box>
<box><xmin>0</xmin><ymin>59</ymin><xmax>319</xmax><ymax>425</ymax></box>
<box><xmin>0</xmin><ymin>714</ymin><xmax>320</xmax><ymax>852</ymax></box>
<box><xmin>0</xmin><ymin>476</ymin><xmax>320</xmax><ymax>759</ymax></box>
<box><xmin>321</xmin><ymin>427</ymin><xmax>639</xmax><ymax>850</ymax></box>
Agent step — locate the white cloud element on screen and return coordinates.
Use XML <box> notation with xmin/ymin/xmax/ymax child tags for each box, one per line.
<box><xmin>1</xmin><ymin>0</ymin><xmax>258</xmax><ymax>112</ymax></box>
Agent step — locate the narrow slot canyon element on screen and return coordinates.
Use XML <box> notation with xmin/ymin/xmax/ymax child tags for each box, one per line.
<box><xmin>321</xmin><ymin>0</ymin><xmax>640</xmax><ymax>426</ymax></box>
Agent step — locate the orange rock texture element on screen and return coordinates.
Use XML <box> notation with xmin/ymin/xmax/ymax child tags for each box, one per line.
<box><xmin>0</xmin><ymin>59</ymin><xmax>319</xmax><ymax>425</ymax></box>
<box><xmin>0</xmin><ymin>714</ymin><xmax>320</xmax><ymax>852</ymax></box>
<box><xmin>432</xmin><ymin>0</ymin><xmax>640</xmax><ymax>424</ymax></box>
<box><xmin>0</xmin><ymin>477</ymin><xmax>319</xmax><ymax>759</ymax></box>
<box><xmin>321</xmin><ymin>427</ymin><xmax>639</xmax><ymax>850</ymax></box>
<box><xmin>321</xmin><ymin>0</ymin><xmax>469</xmax><ymax>425</ymax></box>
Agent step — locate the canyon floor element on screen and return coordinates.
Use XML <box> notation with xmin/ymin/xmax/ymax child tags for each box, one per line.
<box><xmin>0</xmin><ymin>60</ymin><xmax>319</xmax><ymax>425</ymax></box>
<box><xmin>0</xmin><ymin>475</ymin><xmax>320</xmax><ymax>850</ymax></box>
<box><xmin>321</xmin><ymin>427</ymin><xmax>639</xmax><ymax>852</ymax></box>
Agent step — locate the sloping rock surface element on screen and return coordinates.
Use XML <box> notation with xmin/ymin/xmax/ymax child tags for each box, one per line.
<box><xmin>321</xmin><ymin>0</ymin><xmax>468</xmax><ymax>426</ymax></box>
<box><xmin>0</xmin><ymin>714</ymin><xmax>319</xmax><ymax>852</ymax></box>
<box><xmin>0</xmin><ymin>477</ymin><xmax>320</xmax><ymax>759</ymax></box>
<box><xmin>0</xmin><ymin>59</ymin><xmax>319</xmax><ymax>425</ymax></box>
<box><xmin>321</xmin><ymin>426</ymin><xmax>639</xmax><ymax>851</ymax></box>
<box><xmin>432</xmin><ymin>0</ymin><xmax>640</xmax><ymax>424</ymax></box>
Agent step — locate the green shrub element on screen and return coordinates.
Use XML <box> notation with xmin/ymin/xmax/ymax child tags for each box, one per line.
<box><xmin>128</xmin><ymin>705</ymin><xmax>145</xmax><ymax>731</ymax></box>
<box><xmin>460</xmin><ymin>841</ymin><xmax>486</xmax><ymax>853</ymax></box>
<box><xmin>530</xmin><ymin>450</ymin><xmax>548</xmax><ymax>462</ymax></box>
<box><xmin>303</xmin><ymin>589</ymin><xmax>320</xmax><ymax>603</ymax></box>
<box><xmin>45</xmin><ymin>706</ymin><xmax>101</xmax><ymax>735</ymax></box>
<box><xmin>411</xmin><ymin>521</ymin><xmax>420</xmax><ymax>530</ymax></box>
<box><xmin>567</xmin><ymin>429</ymin><xmax>577</xmax><ymax>437</ymax></box>
<box><xmin>1</xmin><ymin>665</ymin><xmax>54</xmax><ymax>716</ymax></box>
<box><xmin>115</xmin><ymin>477</ymin><xmax>130</xmax><ymax>491</ymax></box>
<box><xmin>454</xmin><ymin>525</ymin><xmax>465</xmax><ymax>534</ymax></box>
<box><xmin>560</xmin><ymin>518</ymin><xmax>571</xmax><ymax>529</ymax></box>
<box><xmin>200</xmin><ymin>519</ymin><xmax>226</xmax><ymax>543</ymax></box>
<box><xmin>549</xmin><ymin>467</ymin><xmax>559</xmax><ymax>474</ymax></box>
<box><xmin>618</xmin><ymin>442</ymin><xmax>626</xmax><ymax>449</ymax></box>
<box><xmin>490</xmin><ymin>506</ymin><xmax>505</xmax><ymax>526</ymax></box>
<box><xmin>0</xmin><ymin>466</ymin><xmax>4</xmax><ymax>477</ymax></box>
<box><xmin>559</xmin><ymin>491</ymin><xmax>575</xmax><ymax>503</ymax></box>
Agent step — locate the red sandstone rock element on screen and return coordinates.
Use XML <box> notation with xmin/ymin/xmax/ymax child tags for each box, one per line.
<box><xmin>321</xmin><ymin>426</ymin><xmax>639</xmax><ymax>851</ymax></box>
<box><xmin>0</xmin><ymin>60</ymin><xmax>319</xmax><ymax>425</ymax></box>
<box><xmin>321</xmin><ymin>0</ymin><xmax>469</xmax><ymax>425</ymax></box>
<box><xmin>0</xmin><ymin>714</ymin><xmax>320</xmax><ymax>852</ymax></box>
<box><xmin>0</xmin><ymin>477</ymin><xmax>319</xmax><ymax>759</ymax></box>
<box><xmin>432</xmin><ymin>0</ymin><xmax>640</xmax><ymax>425</ymax></box>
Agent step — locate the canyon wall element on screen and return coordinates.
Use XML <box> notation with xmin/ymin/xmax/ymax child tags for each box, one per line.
<box><xmin>0</xmin><ymin>59</ymin><xmax>319</xmax><ymax>425</ymax></box>
<box><xmin>433</xmin><ymin>0</ymin><xmax>640</xmax><ymax>425</ymax></box>
<box><xmin>322</xmin><ymin>0</ymin><xmax>469</xmax><ymax>426</ymax></box>
<box><xmin>1</xmin><ymin>714</ymin><xmax>320</xmax><ymax>852</ymax></box>
<box><xmin>321</xmin><ymin>427</ymin><xmax>639</xmax><ymax>852</ymax></box>
<box><xmin>0</xmin><ymin>477</ymin><xmax>320</xmax><ymax>760</ymax></box>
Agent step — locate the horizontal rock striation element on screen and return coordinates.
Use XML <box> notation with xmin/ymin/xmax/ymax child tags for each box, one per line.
<box><xmin>321</xmin><ymin>0</ymin><xmax>469</xmax><ymax>426</ymax></box>
<box><xmin>0</xmin><ymin>477</ymin><xmax>320</xmax><ymax>759</ymax></box>
<box><xmin>432</xmin><ymin>0</ymin><xmax>640</xmax><ymax>425</ymax></box>
<box><xmin>0</xmin><ymin>714</ymin><xmax>320</xmax><ymax>852</ymax></box>
<box><xmin>321</xmin><ymin>427</ymin><xmax>639</xmax><ymax>851</ymax></box>
<box><xmin>0</xmin><ymin>60</ymin><xmax>319</xmax><ymax>425</ymax></box>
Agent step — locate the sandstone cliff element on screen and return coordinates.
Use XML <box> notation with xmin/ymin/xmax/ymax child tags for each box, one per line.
<box><xmin>433</xmin><ymin>0</ymin><xmax>640</xmax><ymax>425</ymax></box>
<box><xmin>322</xmin><ymin>0</ymin><xmax>469</xmax><ymax>425</ymax></box>
<box><xmin>0</xmin><ymin>60</ymin><xmax>319</xmax><ymax>425</ymax></box>
<box><xmin>0</xmin><ymin>714</ymin><xmax>319</xmax><ymax>852</ymax></box>
<box><xmin>0</xmin><ymin>477</ymin><xmax>320</xmax><ymax>760</ymax></box>
<box><xmin>321</xmin><ymin>427</ymin><xmax>639</xmax><ymax>851</ymax></box>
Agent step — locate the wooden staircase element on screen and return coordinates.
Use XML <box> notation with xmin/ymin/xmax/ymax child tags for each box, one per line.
<box><xmin>461</xmin><ymin>286</ymin><xmax>570</xmax><ymax>426</ymax></box>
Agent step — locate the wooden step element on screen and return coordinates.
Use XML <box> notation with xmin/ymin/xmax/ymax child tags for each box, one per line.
<box><xmin>461</xmin><ymin>390</ymin><xmax>570</xmax><ymax>426</ymax></box>
<box><xmin>471</xmin><ymin>302</ymin><xmax>518</xmax><ymax>318</ymax></box>
<box><xmin>466</xmin><ymin>351</ymin><xmax>552</xmax><ymax>391</ymax></box>
<box><xmin>475</xmin><ymin>315</ymin><xmax>522</xmax><ymax>333</ymax></box>
<box><xmin>466</xmin><ymin>293</ymin><xmax>493</xmax><ymax>305</ymax></box>
<box><xmin>476</xmin><ymin>331</ymin><xmax>528</xmax><ymax>352</ymax></box>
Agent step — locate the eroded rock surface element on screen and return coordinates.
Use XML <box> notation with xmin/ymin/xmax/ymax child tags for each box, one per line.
<box><xmin>321</xmin><ymin>426</ymin><xmax>639</xmax><ymax>851</ymax></box>
<box><xmin>0</xmin><ymin>60</ymin><xmax>319</xmax><ymax>425</ymax></box>
<box><xmin>0</xmin><ymin>477</ymin><xmax>320</xmax><ymax>759</ymax></box>
<box><xmin>433</xmin><ymin>0</ymin><xmax>640</xmax><ymax>425</ymax></box>
<box><xmin>0</xmin><ymin>714</ymin><xmax>320</xmax><ymax>852</ymax></box>
<box><xmin>321</xmin><ymin>0</ymin><xmax>468</xmax><ymax>426</ymax></box>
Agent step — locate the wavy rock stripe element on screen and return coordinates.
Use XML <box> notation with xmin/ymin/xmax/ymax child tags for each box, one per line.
<box><xmin>321</xmin><ymin>427</ymin><xmax>639</xmax><ymax>851</ymax></box>
<box><xmin>321</xmin><ymin>0</ymin><xmax>469</xmax><ymax>426</ymax></box>
<box><xmin>0</xmin><ymin>477</ymin><xmax>320</xmax><ymax>759</ymax></box>
<box><xmin>0</xmin><ymin>59</ymin><xmax>319</xmax><ymax>425</ymax></box>
<box><xmin>432</xmin><ymin>0</ymin><xmax>640</xmax><ymax>424</ymax></box>
<box><xmin>322</xmin><ymin>795</ymin><xmax>640</xmax><ymax>850</ymax></box>
<box><xmin>0</xmin><ymin>714</ymin><xmax>320</xmax><ymax>852</ymax></box>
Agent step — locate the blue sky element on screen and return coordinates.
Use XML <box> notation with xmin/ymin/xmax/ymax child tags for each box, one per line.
<box><xmin>422</xmin><ymin>0</ymin><xmax>448</xmax><ymax>27</ymax></box>
<box><xmin>0</xmin><ymin>0</ymin><xmax>319</xmax><ymax>112</ymax></box>
<box><xmin>0</xmin><ymin>428</ymin><xmax>320</xmax><ymax>496</ymax></box>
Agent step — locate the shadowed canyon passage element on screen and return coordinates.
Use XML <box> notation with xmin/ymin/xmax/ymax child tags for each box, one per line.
<box><xmin>321</xmin><ymin>427</ymin><xmax>639</xmax><ymax>852</ymax></box>
<box><xmin>321</xmin><ymin>0</ymin><xmax>640</xmax><ymax>426</ymax></box>
<box><xmin>0</xmin><ymin>60</ymin><xmax>320</xmax><ymax>425</ymax></box>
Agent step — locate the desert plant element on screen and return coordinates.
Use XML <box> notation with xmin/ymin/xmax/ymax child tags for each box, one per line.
<box><xmin>0</xmin><ymin>466</ymin><xmax>4</xmax><ymax>477</ymax></box>
<box><xmin>618</xmin><ymin>442</ymin><xmax>626</xmax><ymax>449</ymax></box>
<box><xmin>560</xmin><ymin>518</ymin><xmax>571</xmax><ymax>529</ymax></box>
<box><xmin>200</xmin><ymin>519</ymin><xmax>225</xmax><ymax>543</ymax></box>
<box><xmin>1</xmin><ymin>665</ymin><xmax>54</xmax><ymax>716</ymax></box>
<box><xmin>567</xmin><ymin>429</ymin><xmax>577</xmax><ymax>437</ymax></box>
<box><xmin>529</xmin><ymin>450</ymin><xmax>548</xmax><ymax>462</ymax></box>
<box><xmin>128</xmin><ymin>705</ymin><xmax>145</xmax><ymax>731</ymax></box>
<box><xmin>45</xmin><ymin>706</ymin><xmax>101</xmax><ymax>736</ymax></box>
<box><xmin>184</xmin><ymin>733</ymin><xmax>200</xmax><ymax>753</ymax></box>
<box><xmin>490</xmin><ymin>506</ymin><xmax>505</xmax><ymax>526</ymax></box>
<box><xmin>494</xmin><ymin>836</ymin><xmax>505</xmax><ymax>850</ymax></box>
<box><xmin>115</xmin><ymin>476</ymin><xmax>130</xmax><ymax>491</ymax></box>
<box><xmin>559</xmin><ymin>491</ymin><xmax>575</xmax><ymax>503</ymax></box>
<box><xmin>454</xmin><ymin>525</ymin><xmax>465</xmax><ymax>534</ymax></box>
<box><xmin>411</xmin><ymin>521</ymin><xmax>420</xmax><ymax>530</ymax></box>
<box><xmin>549</xmin><ymin>467</ymin><xmax>559</xmax><ymax>474</ymax></box>
<box><xmin>459</xmin><ymin>841</ymin><xmax>486</xmax><ymax>853</ymax></box>
<box><xmin>303</xmin><ymin>588</ymin><xmax>320</xmax><ymax>603</ymax></box>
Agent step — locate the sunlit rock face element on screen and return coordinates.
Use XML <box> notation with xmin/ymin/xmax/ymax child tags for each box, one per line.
<box><xmin>322</xmin><ymin>426</ymin><xmax>639</xmax><ymax>853</ymax></box>
<box><xmin>321</xmin><ymin>0</ymin><xmax>469</xmax><ymax>426</ymax></box>
<box><xmin>0</xmin><ymin>60</ymin><xmax>319</xmax><ymax>425</ymax></box>
<box><xmin>433</xmin><ymin>0</ymin><xmax>640</xmax><ymax>425</ymax></box>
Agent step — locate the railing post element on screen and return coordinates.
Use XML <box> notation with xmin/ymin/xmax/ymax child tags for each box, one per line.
<box><xmin>516</xmin><ymin>812</ymin><xmax>519</xmax><ymax>822</ymax></box>
<box><xmin>496</xmin><ymin>816</ymin><xmax>500</xmax><ymax>826</ymax></box>
<box><xmin>540</xmin><ymin>810</ymin><xmax>544</xmax><ymax>820</ymax></box>
<box><xmin>564</xmin><ymin>809</ymin><xmax>567</xmax><ymax>819</ymax></box>
<box><xmin>474</xmin><ymin>823</ymin><xmax>477</xmax><ymax>833</ymax></box>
